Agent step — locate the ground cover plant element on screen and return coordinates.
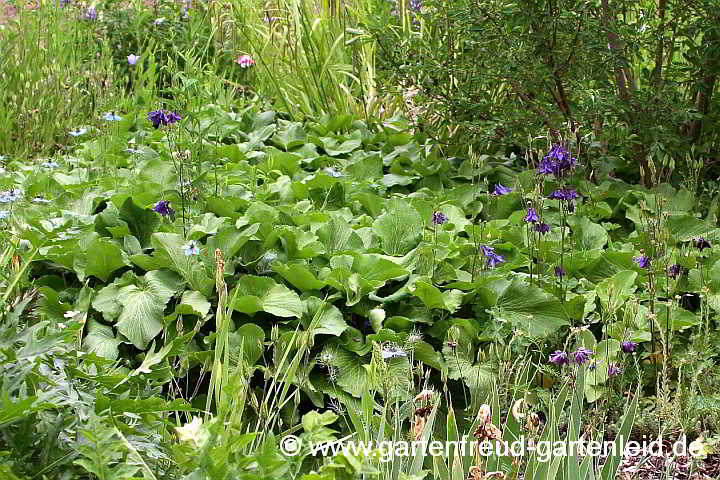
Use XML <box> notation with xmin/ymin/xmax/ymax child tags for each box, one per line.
<box><xmin>1</xmin><ymin>0</ymin><xmax>720</xmax><ymax>479</ymax></box>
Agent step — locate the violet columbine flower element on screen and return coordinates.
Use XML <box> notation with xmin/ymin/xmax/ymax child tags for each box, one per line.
<box><xmin>524</xmin><ymin>208</ymin><xmax>539</xmax><ymax>223</ymax></box>
<box><xmin>432</xmin><ymin>211</ymin><xmax>448</xmax><ymax>225</ymax></box>
<box><xmin>148</xmin><ymin>110</ymin><xmax>181</xmax><ymax>128</ymax></box>
<box><xmin>153</xmin><ymin>200</ymin><xmax>174</xmax><ymax>216</ymax></box>
<box><xmin>554</xmin><ymin>266</ymin><xmax>565</xmax><ymax>277</ymax></box>
<box><xmin>235</xmin><ymin>54</ymin><xmax>256</xmax><ymax>68</ymax></box>
<box><xmin>127</xmin><ymin>54</ymin><xmax>139</xmax><ymax>65</ymax></box>
<box><xmin>571</xmin><ymin>347</ymin><xmax>593</xmax><ymax>365</ymax></box>
<box><xmin>607</xmin><ymin>364</ymin><xmax>622</xmax><ymax>377</ymax></box>
<box><xmin>549</xmin><ymin>350</ymin><xmax>569</xmax><ymax>366</ymax></box>
<box><xmin>183</xmin><ymin>240</ymin><xmax>200</xmax><ymax>256</ymax></box>
<box><xmin>621</xmin><ymin>341</ymin><xmax>637</xmax><ymax>353</ymax></box>
<box><xmin>693</xmin><ymin>237</ymin><xmax>711</xmax><ymax>251</ymax></box>
<box><xmin>548</xmin><ymin>188</ymin><xmax>579</xmax><ymax>201</ymax></box>
<box><xmin>633</xmin><ymin>255</ymin><xmax>651</xmax><ymax>269</ymax></box>
<box><xmin>480</xmin><ymin>245</ymin><xmax>505</xmax><ymax>268</ymax></box>
<box><xmin>491</xmin><ymin>184</ymin><xmax>512</xmax><ymax>196</ymax></box>
<box><xmin>534</xmin><ymin>223</ymin><xmax>550</xmax><ymax>234</ymax></box>
<box><xmin>537</xmin><ymin>144</ymin><xmax>577</xmax><ymax>176</ymax></box>
<box><xmin>668</xmin><ymin>264</ymin><xmax>685</xmax><ymax>279</ymax></box>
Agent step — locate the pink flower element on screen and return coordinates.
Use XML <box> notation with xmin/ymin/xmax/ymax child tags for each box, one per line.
<box><xmin>235</xmin><ymin>54</ymin><xmax>256</xmax><ymax>68</ymax></box>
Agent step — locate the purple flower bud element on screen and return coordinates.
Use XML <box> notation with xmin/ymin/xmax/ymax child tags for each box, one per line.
<box><xmin>693</xmin><ymin>237</ymin><xmax>711</xmax><ymax>251</ymax></box>
<box><xmin>620</xmin><ymin>341</ymin><xmax>637</xmax><ymax>353</ymax></box>
<box><xmin>668</xmin><ymin>264</ymin><xmax>685</xmax><ymax>279</ymax></box>
<box><xmin>534</xmin><ymin>223</ymin><xmax>550</xmax><ymax>234</ymax></box>
<box><xmin>554</xmin><ymin>266</ymin><xmax>565</xmax><ymax>277</ymax></box>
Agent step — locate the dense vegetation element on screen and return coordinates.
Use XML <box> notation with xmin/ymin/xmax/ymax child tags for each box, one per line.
<box><xmin>1</xmin><ymin>0</ymin><xmax>719</xmax><ymax>478</ymax></box>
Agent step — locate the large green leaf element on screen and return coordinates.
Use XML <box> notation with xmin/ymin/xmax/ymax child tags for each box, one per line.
<box><xmin>83</xmin><ymin>319</ymin><xmax>121</xmax><ymax>360</ymax></box>
<box><xmin>83</xmin><ymin>237</ymin><xmax>130</xmax><ymax>282</ymax></box>
<box><xmin>372</xmin><ymin>199</ymin><xmax>423</xmax><ymax>255</ymax></box>
<box><xmin>301</xmin><ymin>297</ymin><xmax>349</xmax><ymax>338</ymax></box>
<box><xmin>410</xmin><ymin>279</ymin><xmax>464</xmax><ymax>312</ymax></box>
<box><xmin>230</xmin><ymin>275</ymin><xmax>303</xmax><ymax>317</ymax></box>
<box><xmin>596</xmin><ymin>270</ymin><xmax>637</xmax><ymax>313</ymax></box>
<box><xmin>116</xmin><ymin>284</ymin><xmax>166</xmax><ymax>350</ymax></box>
<box><xmin>119</xmin><ymin>197</ymin><xmax>159</xmax><ymax>248</ymax></box>
<box><xmin>491</xmin><ymin>277</ymin><xmax>570</xmax><ymax>336</ymax></box>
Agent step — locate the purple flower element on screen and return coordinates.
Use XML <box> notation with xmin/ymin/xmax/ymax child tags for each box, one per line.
<box><xmin>84</xmin><ymin>5</ymin><xmax>97</xmax><ymax>20</ymax></box>
<box><xmin>480</xmin><ymin>245</ymin><xmax>505</xmax><ymax>268</ymax></box>
<box><xmin>524</xmin><ymin>208</ymin><xmax>539</xmax><ymax>223</ymax></box>
<box><xmin>432</xmin><ymin>211</ymin><xmax>448</xmax><ymax>225</ymax></box>
<box><xmin>491</xmin><ymin>184</ymin><xmax>512</xmax><ymax>196</ymax></box>
<box><xmin>571</xmin><ymin>347</ymin><xmax>593</xmax><ymax>365</ymax></box>
<box><xmin>537</xmin><ymin>145</ymin><xmax>577</xmax><ymax>176</ymax></box>
<box><xmin>149</xmin><ymin>110</ymin><xmax>182</xmax><ymax>128</ymax></box>
<box><xmin>548</xmin><ymin>188</ymin><xmax>579</xmax><ymax>201</ymax></box>
<box><xmin>668</xmin><ymin>264</ymin><xmax>685</xmax><ymax>279</ymax></box>
<box><xmin>633</xmin><ymin>255</ymin><xmax>651</xmax><ymax>269</ymax></box>
<box><xmin>128</xmin><ymin>54</ymin><xmax>139</xmax><ymax>65</ymax></box>
<box><xmin>607</xmin><ymin>364</ymin><xmax>623</xmax><ymax>377</ymax></box>
<box><xmin>621</xmin><ymin>341</ymin><xmax>637</xmax><ymax>353</ymax></box>
<box><xmin>554</xmin><ymin>266</ymin><xmax>565</xmax><ymax>277</ymax></box>
<box><xmin>534</xmin><ymin>223</ymin><xmax>550</xmax><ymax>234</ymax></box>
<box><xmin>153</xmin><ymin>200</ymin><xmax>174</xmax><ymax>216</ymax></box>
<box><xmin>409</xmin><ymin>0</ymin><xmax>422</xmax><ymax>11</ymax></box>
<box><xmin>549</xmin><ymin>350</ymin><xmax>569</xmax><ymax>366</ymax></box>
<box><xmin>693</xmin><ymin>237</ymin><xmax>711</xmax><ymax>251</ymax></box>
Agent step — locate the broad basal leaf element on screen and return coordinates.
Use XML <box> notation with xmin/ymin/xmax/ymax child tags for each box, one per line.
<box><xmin>230</xmin><ymin>275</ymin><xmax>303</xmax><ymax>317</ymax></box>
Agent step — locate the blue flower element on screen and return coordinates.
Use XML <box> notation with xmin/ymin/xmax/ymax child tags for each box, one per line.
<box><xmin>480</xmin><ymin>245</ymin><xmax>505</xmax><ymax>268</ymax></box>
<box><xmin>69</xmin><ymin>128</ymin><xmax>88</xmax><ymax>137</ymax></box>
<box><xmin>149</xmin><ymin>109</ymin><xmax>182</xmax><ymax>128</ymax></box>
<box><xmin>534</xmin><ymin>223</ymin><xmax>550</xmax><ymax>234</ymax></box>
<box><xmin>183</xmin><ymin>240</ymin><xmax>200</xmax><ymax>256</ymax></box>
<box><xmin>103</xmin><ymin>112</ymin><xmax>122</xmax><ymax>121</ymax></box>
<box><xmin>153</xmin><ymin>200</ymin><xmax>174</xmax><ymax>216</ymax></box>
<box><xmin>0</xmin><ymin>210</ymin><xmax>9</xmax><ymax>220</ymax></box>
<box><xmin>432</xmin><ymin>211</ymin><xmax>448</xmax><ymax>225</ymax></box>
<box><xmin>693</xmin><ymin>237</ymin><xmax>711</xmax><ymax>251</ymax></box>
<box><xmin>0</xmin><ymin>189</ymin><xmax>22</xmax><ymax>203</ymax></box>
<box><xmin>491</xmin><ymin>184</ymin><xmax>512</xmax><ymax>196</ymax></box>
<box><xmin>633</xmin><ymin>255</ymin><xmax>651</xmax><ymax>269</ymax></box>
<box><xmin>668</xmin><ymin>264</ymin><xmax>685</xmax><ymax>278</ymax></box>
<box><xmin>524</xmin><ymin>208</ymin><xmax>539</xmax><ymax>223</ymax></box>
<box><xmin>127</xmin><ymin>54</ymin><xmax>139</xmax><ymax>65</ymax></box>
<box><xmin>537</xmin><ymin>145</ymin><xmax>577</xmax><ymax>176</ymax></box>
<box><xmin>42</xmin><ymin>161</ymin><xmax>59</xmax><ymax>168</ymax></box>
<box><xmin>324</xmin><ymin>167</ymin><xmax>343</xmax><ymax>178</ymax></box>
<box><xmin>549</xmin><ymin>350</ymin><xmax>569</xmax><ymax>366</ymax></box>
<box><xmin>33</xmin><ymin>196</ymin><xmax>50</xmax><ymax>204</ymax></box>
<box><xmin>381</xmin><ymin>345</ymin><xmax>407</xmax><ymax>360</ymax></box>
<box><xmin>571</xmin><ymin>347</ymin><xmax>593</xmax><ymax>365</ymax></box>
<box><xmin>548</xmin><ymin>188</ymin><xmax>579</xmax><ymax>201</ymax></box>
<box><xmin>621</xmin><ymin>341</ymin><xmax>637</xmax><ymax>353</ymax></box>
<box><xmin>84</xmin><ymin>6</ymin><xmax>97</xmax><ymax>20</ymax></box>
